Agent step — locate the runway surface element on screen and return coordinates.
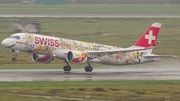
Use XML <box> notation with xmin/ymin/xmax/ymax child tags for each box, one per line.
<box><xmin>0</xmin><ymin>14</ymin><xmax>180</xmax><ymax>18</ymax></box>
<box><xmin>0</xmin><ymin>66</ymin><xmax>180</xmax><ymax>81</ymax></box>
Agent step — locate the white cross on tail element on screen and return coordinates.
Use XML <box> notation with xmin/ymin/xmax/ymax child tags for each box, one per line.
<box><xmin>145</xmin><ymin>30</ymin><xmax>155</xmax><ymax>44</ymax></box>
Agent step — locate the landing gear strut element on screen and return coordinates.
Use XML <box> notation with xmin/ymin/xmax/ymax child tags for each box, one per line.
<box><xmin>85</xmin><ymin>63</ymin><xmax>93</xmax><ymax>72</ymax></box>
<box><xmin>12</xmin><ymin>49</ymin><xmax>19</xmax><ymax>61</ymax></box>
<box><xmin>63</xmin><ymin>62</ymin><xmax>71</xmax><ymax>72</ymax></box>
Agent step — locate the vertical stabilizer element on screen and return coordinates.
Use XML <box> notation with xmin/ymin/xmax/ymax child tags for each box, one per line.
<box><xmin>134</xmin><ymin>22</ymin><xmax>161</xmax><ymax>48</ymax></box>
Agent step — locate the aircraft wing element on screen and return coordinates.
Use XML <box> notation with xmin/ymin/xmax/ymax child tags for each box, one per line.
<box><xmin>143</xmin><ymin>55</ymin><xmax>176</xmax><ymax>58</ymax></box>
<box><xmin>86</xmin><ymin>47</ymin><xmax>147</xmax><ymax>58</ymax></box>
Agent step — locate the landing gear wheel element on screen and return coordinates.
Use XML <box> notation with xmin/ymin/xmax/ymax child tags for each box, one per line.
<box><xmin>89</xmin><ymin>66</ymin><xmax>93</xmax><ymax>72</ymax></box>
<box><xmin>63</xmin><ymin>66</ymin><xmax>67</xmax><ymax>71</ymax></box>
<box><xmin>12</xmin><ymin>58</ymin><xmax>17</xmax><ymax>61</ymax></box>
<box><xmin>85</xmin><ymin>66</ymin><xmax>89</xmax><ymax>72</ymax></box>
<box><xmin>63</xmin><ymin>66</ymin><xmax>71</xmax><ymax>72</ymax></box>
<box><xmin>85</xmin><ymin>66</ymin><xmax>93</xmax><ymax>72</ymax></box>
<box><xmin>67</xmin><ymin>66</ymin><xmax>71</xmax><ymax>71</ymax></box>
<box><xmin>12</xmin><ymin>49</ymin><xmax>19</xmax><ymax>62</ymax></box>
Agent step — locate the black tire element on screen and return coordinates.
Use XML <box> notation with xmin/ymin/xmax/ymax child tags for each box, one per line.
<box><xmin>67</xmin><ymin>66</ymin><xmax>71</xmax><ymax>71</ymax></box>
<box><xmin>12</xmin><ymin>58</ymin><xmax>17</xmax><ymax>61</ymax></box>
<box><xmin>63</xmin><ymin>66</ymin><xmax>67</xmax><ymax>71</ymax></box>
<box><xmin>89</xmin><ymin>66</ymin><xmax>93</xmax><ymax>72</ymax></box>
<box><xmin>12</xmin><ymin>49</ymin><xmax>15</xmax><ymax>53</ymax></box>
<box><xmin>85</xmin><ymin>66</ymin><xmax>90</xmax><ymax>72</ymax></box>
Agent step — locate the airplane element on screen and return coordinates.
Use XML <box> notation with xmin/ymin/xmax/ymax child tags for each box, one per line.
<box><xmin>1</xmin><ymin>22</ymin><xmax>175</xmax><ymax>72</ymax></box>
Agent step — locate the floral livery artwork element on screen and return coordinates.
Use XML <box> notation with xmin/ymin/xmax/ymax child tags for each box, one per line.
<box><xmin>58</xmin><ymin>38</ymin><xmax>146</xmax><ymax>65</ymax></box>
<box><xmin>101</xmin><ymin>51</ymin><xmax>145</xmax><ymax>65</ymax></box>
<box><xmin>24</xmin><ymin>34</ymin><xmax>35</xmax><ymax>51</ymax></box>
<box><xmin>31</xmin><ymin>45</ymin><xmax>56</xmax><ymax>54</ymax></box>
<box><xmin>24</xmin><ymin>34</ymin><xmax>149</xmax><ymax>65</ymax></box>
<box><xmin>60</xmin><ymin>38</ymin><xmax>97</xmax><ymax>51</ymax></box>
<box><xmin>26</xmin><ymin>34</ymin><xmax>34</xmax><ymax>42</ymax></box>
<box><xmin>30</xmin><ymin>36</ymin><xmax>58</xmax><ymax>54</ymax></box>
<box><xmin>72</xmin><ymin>53</ymin><xmax>87</xmax><ymax>63</ymax></box>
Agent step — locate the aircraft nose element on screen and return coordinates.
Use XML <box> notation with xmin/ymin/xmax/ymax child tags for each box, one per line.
<box><xmin>1</xmin><ymin>39</ymin><xmax>7</xmax><ymax>47</ymax></box>
<box><xmin>1</xmin><ymin>39</ymin><xmax>14</xmax><ymax>48</ymax></box>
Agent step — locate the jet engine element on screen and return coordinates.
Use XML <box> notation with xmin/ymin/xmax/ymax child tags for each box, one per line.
<box><xmin>31</xmin><ymin>54</ymin><xmax>53</xmax><ymax>63</ymax></box>
<box><xmin>66</xmin><ymin>51</ymin><xmax>88</xmax><ymax>64</ymax></box>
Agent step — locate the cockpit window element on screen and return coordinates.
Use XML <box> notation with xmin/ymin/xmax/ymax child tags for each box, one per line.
<box><xmin>15</xmin><ymin>36</ymin><xmax>20</xmax><ymax>39</ymax></box>
<box><xmin>8</xmin><ymin>35</ymin><xmax>20</xmax><ymax>39</ymax></box>
<box><xmin>8</xmin><ymin>36</ymin><xmax>14</xmax><ymax>38</ymax></box>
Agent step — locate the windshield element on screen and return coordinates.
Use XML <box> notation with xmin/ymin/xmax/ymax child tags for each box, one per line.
<box><xmin>8</xmin><ymin>35</ymin><xmax>20</xmax><ymax>39</ymax></box>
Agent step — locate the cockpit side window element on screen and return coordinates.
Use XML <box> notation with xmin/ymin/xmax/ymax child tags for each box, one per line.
<box><xmin>15</xmin><ymin>36</ymin><xmax>20</xmax><ymax>39</ymax></box>
<box><xmin>8</xmin><ymin>36</ymin><xmax>14</xmax><ymax>38</ymax></box>
<box><xmin>8</xmin><ymin>35</ymin><xmax>20</xmax><ymax>40</ymax></box>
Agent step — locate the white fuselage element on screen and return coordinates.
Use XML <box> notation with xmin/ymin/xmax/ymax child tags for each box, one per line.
<box><xmin>1</xmin><ymin>33</ymin><xmax>160</xmax><ymax>65</ymax></box>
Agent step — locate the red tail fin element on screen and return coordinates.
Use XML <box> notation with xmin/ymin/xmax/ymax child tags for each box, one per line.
<box><xmin>134</xmin><ymin>23</ymin><xmax>161</xmax><ymax>48</ymax></box>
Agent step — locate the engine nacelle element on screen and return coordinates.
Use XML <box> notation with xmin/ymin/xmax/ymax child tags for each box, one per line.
<box><xmin>31</xmin><ymin>54</ymin><xmax>53</xmax><ymax>63</ymax></box>
<box><xmin>66</xmin><ymin>51</ymin><xmax>88</xmax><ymax>64</ymax></box>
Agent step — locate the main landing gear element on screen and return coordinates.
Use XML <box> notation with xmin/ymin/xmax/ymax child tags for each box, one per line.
<box><xmin>85</xmin><ymin>63</ymin><xmax>93</xmax><ymax>72</ymax></box>
<box><xmin>12</xmin><ymin>49</ymin><xmax>19</xmax><ymax>61</ymax></box>
<box><xmin>63</xmin><ymin>62</ymin><xmax>71</xmax><ymax>72</ymax></box>
<box><xmin>63</xmin><ymin>62</ymin><xmax>93</xmax><ymax>72</ymax></box>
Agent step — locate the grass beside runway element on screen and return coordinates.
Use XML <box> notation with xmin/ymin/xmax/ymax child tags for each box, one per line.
<box><xmin>0</xmin><ymin>4</ymin><xmax>180</xmax><ymax>14</ymax></box>
<box><xmin>0</xmin><ymin>80</ymin><xmax>180</xmax><ymax>100</ymax></box>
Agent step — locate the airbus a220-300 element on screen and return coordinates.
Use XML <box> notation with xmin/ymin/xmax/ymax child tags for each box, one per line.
<box><xmin>1</xmin><ymin>23</ymin><xmax>175</xmax><ymax>72</ymax></box>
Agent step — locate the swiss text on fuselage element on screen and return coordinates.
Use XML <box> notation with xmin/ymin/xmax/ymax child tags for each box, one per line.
<box><xmin>35</xmin><ymin>37</ymin><xmax>60</xmax><ymax>47</ymax></box>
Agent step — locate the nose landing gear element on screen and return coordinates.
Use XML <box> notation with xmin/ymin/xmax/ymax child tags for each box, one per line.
<box><xmin>12</xmin><ymin>57</ymin><xmax>17</xmax><ymax>61</ymax></box>
<box><xmin>12</xmin><ymin>50</ymin><xmax>19</xmax><ymax>61</ymax></box>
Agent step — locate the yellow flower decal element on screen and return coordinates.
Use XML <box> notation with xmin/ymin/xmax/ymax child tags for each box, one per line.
<box><xmin>26</xmin><ymin>34</ymin><xmax>34</xmax><ymax>42</ymax></box>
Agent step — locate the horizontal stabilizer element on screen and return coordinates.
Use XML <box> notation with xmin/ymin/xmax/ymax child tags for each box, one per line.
<box><xmin>143</xmin><ymin>55</ymin><xmax>176</xmax><ymax>58</ymax></box>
